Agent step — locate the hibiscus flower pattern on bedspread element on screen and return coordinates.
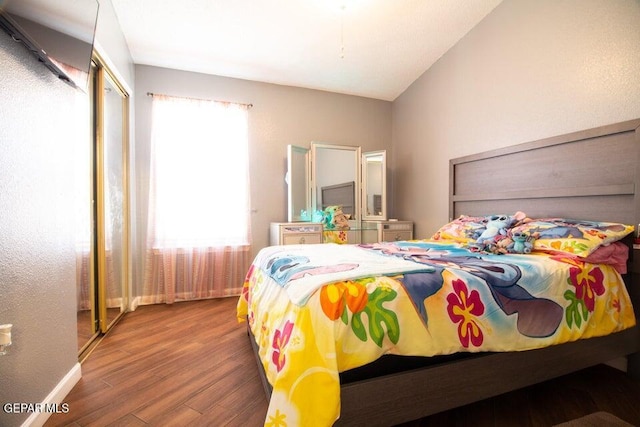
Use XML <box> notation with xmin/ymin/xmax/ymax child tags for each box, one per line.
<box><xmin>236</xmin><ymin>240</ymin><xmax>636</xmax><ymax>427</ymax></box>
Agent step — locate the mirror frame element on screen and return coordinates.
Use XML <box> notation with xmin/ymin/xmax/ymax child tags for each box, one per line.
<box><xmin>286</xmin><ymin>145</ymin><xmax>311</xmax><ymax>222</ymax></box>
<box><xmin>286</xmin><ymin>143</ymin><xmax>387</xmax><ymax>223</ymax></box>
<box><xmin>362</xmin><ymin>150</ymin><xmax>387</xmax><ymax>220</ymax></box>
<box><xmin>311</xmin><ymin>142</ymin><xmax>361</xmax><ymax>222</ymax></box>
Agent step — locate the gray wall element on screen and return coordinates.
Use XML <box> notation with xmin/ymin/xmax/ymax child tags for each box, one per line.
<box><xmin>0</xmin><ymin>0</ymin><xmax>133</xmax><ymax>425</ymax></box>
<box><xmin>134</xmin><ymin>65</ymin><xmax>392</xmax><ymax>289</ymax></box>
<box><xmin>94</xmin><ymin>0</ymin><xmax>135</xmax><ymax>87</ymax></box>
<box><xmin>0</xmin><ymin>32</ymin><xmax>84</xmax><ymax>427</ymax></box>
<box><xmin>392</xmin><ymin>0</ymin><xmax>640</xmax><ymax>239</ymax></box>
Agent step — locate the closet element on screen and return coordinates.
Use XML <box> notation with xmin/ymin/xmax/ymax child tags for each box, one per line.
<box><xmin>77</xmin><ymin>53</ymin><xmax>130</xmax><ymax>359</ymax></box>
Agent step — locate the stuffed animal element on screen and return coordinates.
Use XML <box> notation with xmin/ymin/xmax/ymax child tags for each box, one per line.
<box><xmin>473</xmin><ymin>211</ymin><xmax>530</xmax><ymax>254</ymax></box>
<box><xmin>508</xmin><ymin>232</ymin><xmax>534</xmax><ymax>254</ymax></box>
<box><xmin>476</xmin><ymin>214</ymin><xmax>515</xmax><ymax>244</ymax></box>
<box><xmin>323</xmin><ymin>205</ymin><xmax>350</xmax><ymax>230</ymax></box>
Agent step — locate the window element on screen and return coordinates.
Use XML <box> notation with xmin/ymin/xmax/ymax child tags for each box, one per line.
<box><xmin>149</xmin><ymin>94</ymin><xmax>250</xmax><ymax>248</ymax></box>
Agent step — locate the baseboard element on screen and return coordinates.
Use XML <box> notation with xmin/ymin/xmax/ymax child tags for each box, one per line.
<box><xmin>21</xmin><ymin>362</ymin><xmax>82</xmax><ymax>427</ymax></box>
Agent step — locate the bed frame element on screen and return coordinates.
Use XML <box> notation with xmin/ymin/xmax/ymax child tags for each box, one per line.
<box><xmin>251</xmin><ymin>119</ymin><xmax>640</xmax><ymax>426</ymax></box>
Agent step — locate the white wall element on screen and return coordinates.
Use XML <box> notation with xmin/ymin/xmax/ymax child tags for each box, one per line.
<box><xmin>392</xmin><ymin>0</ymin><xmax>640</xmax><ymax>239</ymax></box>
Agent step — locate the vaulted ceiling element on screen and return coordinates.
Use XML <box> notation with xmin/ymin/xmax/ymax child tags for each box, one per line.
<box><xmin>111</xmin><ymin>0</ymin><xmax>502</xmax><ymax>101</ymax></box>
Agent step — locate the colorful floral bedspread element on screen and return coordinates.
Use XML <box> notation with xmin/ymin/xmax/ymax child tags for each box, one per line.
<box><xmin>236</xmin><ymin>240</ymin><xmax>636</xmax><ymax>427</ymax></box>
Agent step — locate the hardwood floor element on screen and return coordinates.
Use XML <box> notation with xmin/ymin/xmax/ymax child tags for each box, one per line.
<box><xmin>47</xmin><ymin>298</ymin><xmax>267</xmax><ymax>427</ymax></box>
<box><xmin>47</xmin><ymin>298</ymin><xmax>640</xmax><ymax>427</ymax></box>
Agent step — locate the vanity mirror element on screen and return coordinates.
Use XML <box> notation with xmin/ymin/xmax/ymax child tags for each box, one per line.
<box><xmin>286</xmin><ymin>142</ymin><xmax>386</xmax><ymax>223</ymax></box>
<box><xmin>362</xmin><ymin>150</ymin><xmax>387</xmax><ymax>220</ymax></box>
<box><xmin>311</xmin><ymin>142</ymin><xmax>361</xmax><ymax>220</ymax></box>
<box><xmin>286</xmin><ymin>145</ymin><xmax>311</xmax><ymax>222</ymax></box>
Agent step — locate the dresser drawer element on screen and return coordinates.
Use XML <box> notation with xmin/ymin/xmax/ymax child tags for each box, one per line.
<box><xmin>282</xmin><ymin>233</ymin><xmax>322</xmax><ymax>245</ymax></box>
<box><xmin>271</xmin><ymin>222</ymin><xmax>324</xmax><ymax>245</ymax></box>
<box><xmin>380</xmin><ymin>220</ymin><xmax>413</xmax><ymax>242</ymax></box>
<box><xmin>382</xmin><ymin>230</ymin><xmax>413</xmax><ymax>242</ymax></box>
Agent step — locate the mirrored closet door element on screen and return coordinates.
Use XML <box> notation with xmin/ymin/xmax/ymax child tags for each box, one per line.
<box><xmin>77</xmin><ymin>54</ymin><xmax>130</xmax><ymax>359</ymax></box>
<box><xmin>97</xmin><ymin>63</ymin><xmax>129</xmax><ymax>333</ymax></box>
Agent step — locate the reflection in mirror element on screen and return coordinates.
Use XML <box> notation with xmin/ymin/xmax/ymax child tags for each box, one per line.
<box><xmin>362</xmin><ymin>150</ymin><xmax>387</xmax><ymax>220</ymax></box>
<box><xmin>287</xmin><ymin>145</ymin><xmax>310</xmax><ymax>222</ymax></box>
<box><xmin>76</xmin><ymin>66</ymin><xmax>95</xmax><ymax>353</ymax></box>
<box><xmin>311</xmin><ymin>142</ymin><xmax>361</xmax><ymax>222</ymax></box>
<box><xmin>102</xmin><ymin>73</ymin><xmax>127</xmax><ymax>330</ymax></box>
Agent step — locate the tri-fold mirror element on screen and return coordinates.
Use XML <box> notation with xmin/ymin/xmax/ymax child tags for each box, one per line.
<box><xmin>286</xmin><ymin>142</ymin><xmax>387</xmax><ymax>222</ymax></box>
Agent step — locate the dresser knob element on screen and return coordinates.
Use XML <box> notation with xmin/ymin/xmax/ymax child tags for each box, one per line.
<box><xmin>299</xmin><ymin>237</ymin><xmax>306</xmax><ymax>244</ymax></box>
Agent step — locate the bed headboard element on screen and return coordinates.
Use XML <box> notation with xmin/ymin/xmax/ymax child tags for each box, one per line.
<box><xmin>449</xmin><ymin>119</ymin><xmax>640</xmax><ymax>227</ymax></box>
<box><xmin>450</xmin><ymin>119</ymin><xmax>640</xmax><ymax>325</ymax></box>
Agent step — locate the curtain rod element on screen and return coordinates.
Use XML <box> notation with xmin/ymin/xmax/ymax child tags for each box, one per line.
<box><xmin>146</xmin><ymin>92</ymin><xmax>253</xmax><ymax>109</ymax></box>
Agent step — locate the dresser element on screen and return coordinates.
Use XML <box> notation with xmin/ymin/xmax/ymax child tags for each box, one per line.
<box><xmin>270</xmin><ymin>222</ymin><xmax>323</xmax><ymax>246</ymax></box>
<box><xmin>270</xmin><ymin>221</ymin><xmax>413</xmax><ymax>245</ymax></box>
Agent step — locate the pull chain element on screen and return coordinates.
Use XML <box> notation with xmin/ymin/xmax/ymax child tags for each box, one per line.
<box><xmin>340</xmin><ymin>3</ymin><xmax>346</xmax><ymax>59</ymax></box>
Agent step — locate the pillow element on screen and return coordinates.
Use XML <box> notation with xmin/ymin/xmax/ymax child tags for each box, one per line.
<box><xmin>510</xmin><ymin>218</ymin><xmax>634</xmax><ymax>257</ymax></box>
<box><xmin>431</xmin><ymin>215</ymin><xmax>487</xmax><ymax>243</ymax></box>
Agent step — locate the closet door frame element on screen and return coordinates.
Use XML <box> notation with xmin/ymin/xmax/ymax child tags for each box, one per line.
<box><xmin>93</xmin><ymin>51</ymin><xmax>130</xmax><ymax>334</ymax></box>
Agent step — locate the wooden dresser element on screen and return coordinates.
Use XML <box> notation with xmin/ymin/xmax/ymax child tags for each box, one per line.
<box><xmin>270</xmin><ymin>221</ymin><xmax>413</xmax><ymax>245</ymax></box>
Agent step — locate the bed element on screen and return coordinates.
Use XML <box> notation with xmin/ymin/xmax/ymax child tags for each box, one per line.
<box><xmin>237</xmin><ymin>118</ymin><xmax>640</xmax><ymax>426</ymax></box>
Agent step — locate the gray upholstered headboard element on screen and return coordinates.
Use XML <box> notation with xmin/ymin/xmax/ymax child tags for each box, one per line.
<box><xmin>450</xmin><ymin>119</ymin><xmax>640</xmax><ymax>228</ymax></box>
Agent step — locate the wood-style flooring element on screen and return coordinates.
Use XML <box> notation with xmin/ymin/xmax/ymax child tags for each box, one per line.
<box><xmin>46</xmin><ymin>298</ymin><xmax>640</xmax><ymax>427</ymax></box>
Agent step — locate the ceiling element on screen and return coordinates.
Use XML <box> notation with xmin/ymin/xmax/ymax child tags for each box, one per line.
<box><xmin>111</xmin><ymin>0</ymin><xmax>503</xmax><ymax>101</ymax></box>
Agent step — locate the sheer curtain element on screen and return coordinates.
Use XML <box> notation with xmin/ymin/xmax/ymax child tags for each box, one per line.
<box><xmin>142</xmin><ymin>94</ymin><xmax>252</xmax><ymax>304</ymax></box>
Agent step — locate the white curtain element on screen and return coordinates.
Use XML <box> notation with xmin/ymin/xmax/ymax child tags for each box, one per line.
<box><xmin>142</xmin><ymin>94</ymin><xmax>252</xmax><ymax>304</ymax></box>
